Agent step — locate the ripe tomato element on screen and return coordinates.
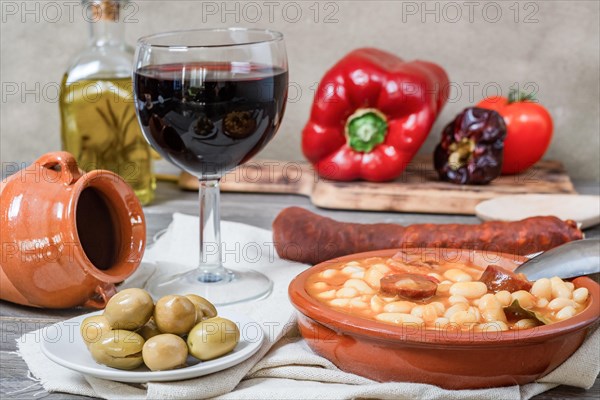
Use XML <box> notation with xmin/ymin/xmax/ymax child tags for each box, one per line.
<box><xmin>477</xmin><ymin>92</ymin><xmax>553</xmax><ymax>175</ymax></box>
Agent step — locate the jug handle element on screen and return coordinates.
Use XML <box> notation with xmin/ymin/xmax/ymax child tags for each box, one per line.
<box><xmin>37</xmin><ymin>152</ymin><xmax>82</xmax><ymax>185</ymax></box>
<box><xmin>83</xmin><ymin>282</ymin><xmax>117</xmax><ymax>309</ymax></box>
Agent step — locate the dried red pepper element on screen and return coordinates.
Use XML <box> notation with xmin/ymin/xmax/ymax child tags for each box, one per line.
<box><xmin>302</xmin><ymin>48</ymin><xmax>449</xmax><ymax>182</ymax></box>
<box><xmin>434</xmin><ymin>107</ymin><xmax>507</xmax><ymax>185</ymax></box>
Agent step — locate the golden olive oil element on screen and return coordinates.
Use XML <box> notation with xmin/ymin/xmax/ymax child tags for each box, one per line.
<box><xmin>60</xmin><ymin>75</ymin><xmax>155</xmax><ymax>205</ymax></box>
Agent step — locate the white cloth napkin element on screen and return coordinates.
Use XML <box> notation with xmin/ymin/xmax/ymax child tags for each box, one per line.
<box><xmin>17</xmin><ymin>213</ymin><xmax>600</xmax><ymax>399</ymax></box>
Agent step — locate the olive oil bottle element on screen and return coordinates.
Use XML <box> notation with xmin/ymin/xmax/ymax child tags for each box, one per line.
<box><xmin>60</xmin><ymin>0</ymin><xmax>155</xmax><ymax>204</ymax></box>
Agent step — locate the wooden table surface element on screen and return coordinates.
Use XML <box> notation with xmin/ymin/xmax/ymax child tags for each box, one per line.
<box><xmin>1</xmin><ymin>180</ymin><xmax>599</xmax><ymax>399</ymax></box>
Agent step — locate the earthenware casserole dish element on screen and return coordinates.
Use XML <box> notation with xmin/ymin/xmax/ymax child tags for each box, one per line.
<box><xmin>288</xmin><ymin>248</ymin><xmax>600</xmax><ymax>389</ymax></box>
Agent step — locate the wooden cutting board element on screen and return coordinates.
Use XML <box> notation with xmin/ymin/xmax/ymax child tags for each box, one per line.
<box><xmin>177</xmin><ymin>155</ymin><xmax>577</xmax><ymax>215</ymax></box>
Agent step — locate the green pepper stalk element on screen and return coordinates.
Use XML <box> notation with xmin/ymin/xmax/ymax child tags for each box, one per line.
<box><xmin>345</xmin><ymin>108</ymin><xmax>388</xmax><ymax>153</ymax></box>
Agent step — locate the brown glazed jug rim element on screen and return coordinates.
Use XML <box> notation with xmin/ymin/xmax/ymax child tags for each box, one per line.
<box><xmin>68</xmin><ymin>169</ymin><xmax>146</xmax><ymax>284</ymax></box>
<box><xmin>289</xmin><ymin>248</ymin><xmax>600</xmax><ymax>346</ymax></box>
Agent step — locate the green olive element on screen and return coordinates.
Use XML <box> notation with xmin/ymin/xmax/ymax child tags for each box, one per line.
<box><xmin>103</xmin><ymin>288</ymin><xmax>154</xmax><ymax>330</ymax></box>
<box><xmin>142</xmin><ymin>334</ymin><xmax>188</xmax><ymax>371</ymax></box>
<box><xmin>89</xmin><ymin>330</ymin><xmax>145</xmax><ymax>370</ymax></box>
<box><xmin>80</xmin><ymin>315</ymin><xmax>111</xmax><ymax>347</ymax></box>
<box><xmin>187</xmin><ymin>317</ymin><xmax>240</xmax><ymax>361</ymax></box>
<box><xmin>185</xmin><ymin>294</ymin><xmax>218</xmax><ymax>323</ymax></box>
<box><xmin>137</xmin><ymin>318</ymin><xmax>161</xmax><ymax>341</ymax></box>
<box><xmin>154</xmin><ymin>295</ymin><xmax>196</xmax><ymax>335</ymax></box>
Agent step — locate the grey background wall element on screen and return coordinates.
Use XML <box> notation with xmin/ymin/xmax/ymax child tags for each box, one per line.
<box><xmin>1</xmin><ymin>0</ymin><xmax>599</xmax><ymax>180</ymax></box>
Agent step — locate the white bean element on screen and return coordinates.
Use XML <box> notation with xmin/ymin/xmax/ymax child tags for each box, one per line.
<box><xmin>548</xmin><ymin>298</ymin><xmax>576</xmax><ymax>310</ymax></box>
<box><xmin>478</xmin><ymin>294</ymin><xmax>501</xmax><ymax>311</ymax></box>
<box><xmin>411</xmin><ymin>305</ymin><xmax>424</xmax><ymax>318</ymax></box>
<box><xmin>444</xmin><ymin>268</ymin><xmax>473</xmax><ymax>282</ymax></box>
<box><xmin>530</xmin><ymin>278</ymin><xmax>552</xmax><ymax>301</ymax></box>
<box><xmin>336</xmin><ymin>287</ymin><xmax>358</xmax><ymax>298</ymax></box>
<box><xmin>318</xmin><ymin>290</ymin><xmax>336</xmax><ymax>300</ymax></box>
<box><xmin>349</xmin><ymin>298</ymin><xmax>368</xmax><ymax>309</ymax></box>
<box><xmin>418</xmin><ymin>304</ymin><xmax>445</xmax><ymax>322</ymax></box>
<box><xmin>330</xmin><ymin>298</ymin><xmax>350</xmax><ymax>307</ymax></box>
<box><xmin>482</xmin><ymin>307</ymin><xmax>507</xmax><ymax>323</ymax></box>
<box><xmin>514</xmin><ymin>319</ymin><xmax>538</xmax><ymax>330</ymax></box>
<box><xmin>371</xmin><ymin>263</ymin><xmax>391</xmax><ymax>274</ymax></box>
<box><xmin>449</xmin><ymin>282</ymin><xmax>488</xmax><ymax>299</ymax></box>
<box><xmin>495</xmin><ymin>291</ymin><xmax>512</xmax><ymax>307</ymax></box>
<box><xmin>384</xmin><ymin>301</ymin><xmax>416</xmax><ymax>313</ymax></box>
<box><xmin>565</xmin><ymin>282</ymin><xmax>575</xmax><ymax>291</ymax></box>
<box><xmin>430</xmin><ymin>302</ymin><xmax>446</xmax><ymax>316</ymax></box>
<box><xmin>536</xmin><ymin>298</ymin><xmax>549</xmax><ymax>308</ymax></box>
<box><xmin>313</xmin><ymin>281</ymin><xmax>328</xmax><ymax>290</ymax></box>
<box><xmin>375</xmin><ymin>313</ymin><xmax>424</xmax><ymax>325</ymax></box>
<box><xmin>342</xmin><ymin>265</ymin><xmax>365</xmax><ymax>279</ymax></box>
<box><xmin>469</xmin><ymin>306</ymin><xmax>482</xmax><ymax>322</ymax></box>
<box><xmin>344</xmin><ymin>279</ymin><xmax>374</xmax><ymax>294</ymax></box>
<box><xmin>363</xmin><ymin>268</ymin><xmax>385</xmax><ymax>290</ymax></box>
<box><xmin>450</xmin><ymin>310</ymin><xmax>478</xmax><ymax>325</ymax></box>
<box><xmin>380</xmin><ymin>295</ymin><xmax>399</xmax><ymax>303</ymax></box>
<box><xmin>449</xmin><ymin>295</ymin><xmax>469</xmax><ymax>305</ymax></box>
<box><xmin>444</xmin><ymin>303</ymin><xmax>469</xmax><ymax>319</ymax></box>
<box><xmin>320</xmin><ymin>269</ymin><xmax>338</xmax><ymax>279</ymax></box>
<box><xmin>436</xmin><ymin>282</ymin><xmax>452</xmax><ymax>296</ymax></box>
<box><xmin>551</xmin><ymin>277</ymin><xmax>572</xmax><ymax>299</ymax></box>
<box><xmin>370</xmin><ymin>295</ymin><xmax>385</xmax><ymax>313</ymax></box>
<box><xmin>556</xmin><ymin>305</ymin><xmax>577</xmax><ymax>320</ymax></box>
<box><xmin>573</xmin><ymin>287</ymin><xmax>589</xmax><ymax>304</ymax></box>
<box><xmin>511</xmin><ymin>290</ymin><xmax>536</xmax><ymax>309</ymax></box>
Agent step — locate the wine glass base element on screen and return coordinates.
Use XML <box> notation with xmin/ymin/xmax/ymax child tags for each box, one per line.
<box><xmin>146</xmin><ymin>264</ymin><xmax>273</xmax><ymax>306</ymax></box>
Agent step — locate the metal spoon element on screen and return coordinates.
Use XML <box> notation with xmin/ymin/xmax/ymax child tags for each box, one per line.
<box><xmin>514</xmin><ymin>239</ymin><xmax>600</xmax><ymax>281</ymax></box>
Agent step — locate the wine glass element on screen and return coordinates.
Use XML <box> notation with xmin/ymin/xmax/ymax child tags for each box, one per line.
<box><xmin>133</xmin><ymin>28</ymin><xmax>288</xmax><ymax>305</ymax></box>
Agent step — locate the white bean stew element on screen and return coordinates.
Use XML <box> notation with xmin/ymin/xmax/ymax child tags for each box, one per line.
<box><xmin>306</xmin><ymin>253</ymin><xmax>589</xmax><ymax>332</ymax></box>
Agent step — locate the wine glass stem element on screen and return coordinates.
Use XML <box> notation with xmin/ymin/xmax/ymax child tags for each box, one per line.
<box><xmin>199</xmin><ymin>179</ymin><xmax>222</xmax><ymax>273</ymax></box>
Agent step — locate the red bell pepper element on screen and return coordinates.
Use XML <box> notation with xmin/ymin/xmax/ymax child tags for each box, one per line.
<box><xmin>302</xmin><ymin>48</ymin><xmax>449</xmax><ymax>181</ymax></box>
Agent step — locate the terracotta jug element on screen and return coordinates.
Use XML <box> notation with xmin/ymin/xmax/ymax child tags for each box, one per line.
<box><xmin>0</xmin><ymin>152</ymin><xmax>146</xmax><ymax>308</ymax></box>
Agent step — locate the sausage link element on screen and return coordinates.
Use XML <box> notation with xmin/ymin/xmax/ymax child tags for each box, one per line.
<box><xmin>272</xmin><ymin>207</ymin><xmax>583</xmax><ymax>265</ymax></box>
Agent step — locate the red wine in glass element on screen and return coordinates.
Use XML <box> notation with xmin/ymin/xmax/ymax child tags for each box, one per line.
<box><xmin>134</xmin><ymin>62</ymin><xmax>288</xmax><ymax>178</ymax></box>
<box><xmin>133</xmin><ymin>28</ymin><xmax>288</xmax><ymax>305</ymax></box>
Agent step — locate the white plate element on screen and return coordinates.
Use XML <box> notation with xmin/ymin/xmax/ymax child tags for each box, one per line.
<box><xmin>475</xmin><ymin>194</ymin><xmax>600</xmax><ymax>229</ymax></box>
<box><xmin>41</xmin><ymin>310</ymin><xmax>263</xmax><ymax>383</ymax></box>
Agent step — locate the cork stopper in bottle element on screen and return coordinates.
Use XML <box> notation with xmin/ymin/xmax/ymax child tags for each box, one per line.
<box><xmin>90</xmin><ymin>0</ymin><xmax>120</xmax><ymax>21</ymax></box>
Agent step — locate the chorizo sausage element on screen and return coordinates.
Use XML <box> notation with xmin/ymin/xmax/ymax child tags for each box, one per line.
<box><xmin>380</xmin><ymin>274</ymin><xmax>438</xmax><ymax>300</ymax></box>
<box><xmin>479</xmin><ymin>265</ymin><xmax>532</xmax><ymax>293</ymax></box>
<box><xmin>272</xmin><ymin>207</ymin><xmax>583</xmax><ymax>265</ymax></box>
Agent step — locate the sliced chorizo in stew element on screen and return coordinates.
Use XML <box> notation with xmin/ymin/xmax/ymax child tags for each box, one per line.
<box><xmin>479</xmin><ymin>265</ymin><xmax>532</xmax><ymax>293</ymax></box>
<box><xmin>380</xmin><ymin>274</ymin><xmax>438</xmax><ymax>300</ymax></box>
